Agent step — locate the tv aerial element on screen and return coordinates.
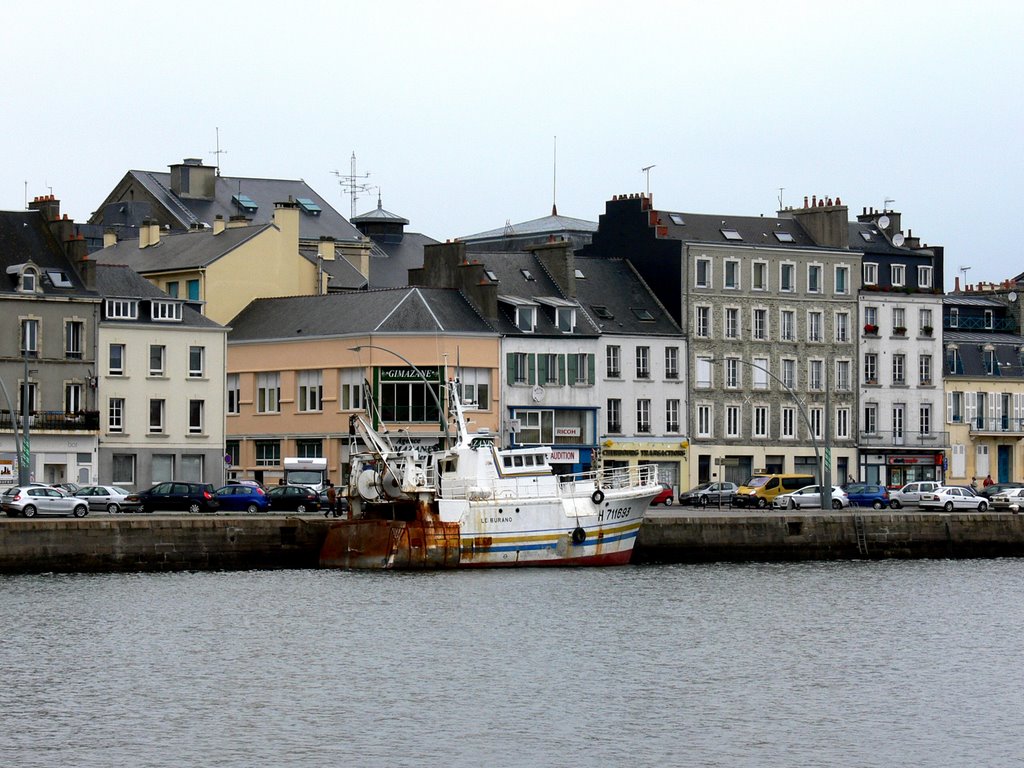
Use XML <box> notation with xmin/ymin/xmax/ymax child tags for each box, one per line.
<box><xmin>333</xmin><ymin>152</ymin><xmax>374</xmax><ymax>219</ymax></box>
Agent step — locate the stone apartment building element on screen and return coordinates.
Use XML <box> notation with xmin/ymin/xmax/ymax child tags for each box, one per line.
<box><xmin>581</xmin><ymin>194</ymin><xmax>860</xmax><ymax>488</ymax></box>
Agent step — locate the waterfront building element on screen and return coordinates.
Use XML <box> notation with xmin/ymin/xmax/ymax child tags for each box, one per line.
<box><xmin>942</xmin><ymin>288</ymin><xmax>1024</xmax><ymax>483</ymax></box>
<box><xmin>94</xmin><ymin>201</ymin><xmax>321</xmax><ymax>325</ymax></box>
<box><xmin>410</xmin><ymin>240</ymin><xmax>603</xmax><ymax>475</ymax></box>
<box><xmin>853</xmin><ymin>208</ymin><xmax>947</xmax><ymax>486</ymax></box>
<box><xmin>580</xmin><ymin>194</ymin><xmax>859</xmax><ymax>488</ymax></box>
<box><xmin>93</xmin><ymin>265</ymin><xmax>227</xmax><ymax>489</ymax></box>
<box><xmin>225</xmin><ymin>288</ymin><xmax>499</xmax><ymax>487</ymax></box>
<box><xmin>0</xmin><ymin>199</ymin><xmax>101</xmax><ymax>486</ymax></box>
<box><xmin>88</xmin><ymin>157</ymin><xmax>373</xmax><ymax>289</ymax></box>
<box><xmin>572</xmin><ymin>256</ymin><xmax>687</xmax><ymax>494</ymax></box>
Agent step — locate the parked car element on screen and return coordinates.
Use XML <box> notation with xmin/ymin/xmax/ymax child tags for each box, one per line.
<box><xmin>773</xmin><ymin>484</ymin><xmax>849</xmax><ymax>510</ymax></box>
<box><xmin>52</xmin><ymin>482</ymin><xmax>82</xmax><ymax>494</ymax></box>
<box><xmin>888</xmin><ymin>481</ymin><xmax>941</xmax><ymax>509</ymax></box>
<box><xmin>989</xmin><ymin>487</ymin><xmax>1024</xmax><ymax>511</ymax></box>
<box><xmin>844</xmin><ymin>483</ymin><xmax>890</xmax><ymax>509</ymax></box>
<box><xmin>678</xmin><ymin>481</ymin><xmax>738</xmax><ymax>506</ymax></box>
<box><xmin>977</xmin><ymin>481</ymin><xmax>1024</xmax><ymax>500</ymax></box>
<box><xmin>131</xmin><ymin>482</ymin><xmax>220</xmax><ymax>514</ymax></box>
<box><xmin>74</xmin><ymin>485</ymin><xmax>142</xmax><ymax>513</ymax></box>
<box><xmin>266</xmin><ymin>484</ymin><xmax>321</xmax><ymax>513</ymax></box>
<box><xmin>649</xmin><ymin>483</ymin><xmax>675</xmax><ymax>506</ymax></box>
<box><xmin>225</xmin><ymin>479</ymin><xmax>266</xmax><ymax>490</ymax></box>
<box><xmin>215</xmin><ymin>484</ymin><xmax>270</xmax><ymax>514</ymax></box>
<box><xmin>919</xmin><ymin>486</ymin><xmax>988</xmax><ymax>512</ymax></box>
<box><xmin>2</xmin><ymin>485</ymin><xmax>89</xmax><ymax>518</ymax></box>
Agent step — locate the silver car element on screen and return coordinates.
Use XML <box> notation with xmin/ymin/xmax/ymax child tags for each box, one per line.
<box><xmin>919</xmin><ymin>486</ymin><xmax>988</xmax><ymax>512</ymax></box>
<box><xmin>74</xmin><ymin>485</ymin><xmax>141</xmax><ymax>513</ymax></box>
<box><xmin>2</xmin><ymin>485</ymin><xmax>90</xmax><ymax>518</ymax></box>
<box><xmin>773</xmin><ymin>484</ymin><xmax>850</xmax><ymax>510</ymax></box>
<box><xmin>989</xmin><ymin>487</ymin><xmax>1024</xmax><ymax>511</ymax></box>
<box><xmin>888</xmin><ymin>481</ymin><xmax>941</xmax><ymax>509</ymax></box>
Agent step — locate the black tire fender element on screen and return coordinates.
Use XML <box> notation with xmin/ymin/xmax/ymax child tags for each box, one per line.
<box><xmin>571</xmin><ymin>526</ymin><xmax>586</xmax><ymax>545</ymax></box>
<box><xmin>591</xmin><ymin>489</ymin><xmax>604</xmax><ymax>505</ymax></box>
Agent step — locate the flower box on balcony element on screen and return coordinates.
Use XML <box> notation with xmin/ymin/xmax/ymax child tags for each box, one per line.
<box><xmin>922</xmin><ymin>326</ymin><xmax>934</xmax><ymax>336</ymax></box>
<box><xmin>864</xmin><ymin>324</ymin><xmax>879</xmax><ymax>335</ymax></box>
<box><xmin>865</xmin><ymin>378</ymin><xmax>878</xmax><ymax>385</ymax></box>
<box><xmin>893</xmin><ymin>327</ymin><xmax>907</xmax><ymax>336</ymax></box>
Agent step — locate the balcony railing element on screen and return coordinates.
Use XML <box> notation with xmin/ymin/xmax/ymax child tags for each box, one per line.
<box><xmin>858</xmin><ymin>429</ymin><xmax>949</xmax><ymax>446</ymax></box>
<box><xmin>944</xmin><ymin>316</ymin><xmax>1017</xmax><ymax>332</ymax></box>
<box><xmin>0</xmin><ymin>410</ymin><xmax>100</xmax><ymax>432</ymax></box>
<box><xmin>970</xmin><ymin>417</ymin><xmax>1024</xmax><ymax>435</ymax></box>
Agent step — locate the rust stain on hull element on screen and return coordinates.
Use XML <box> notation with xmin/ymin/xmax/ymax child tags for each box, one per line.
<box><xmin>321</xmin><ymin>516</ymin><xmax>461</xmax><ymax>570</ymax></box>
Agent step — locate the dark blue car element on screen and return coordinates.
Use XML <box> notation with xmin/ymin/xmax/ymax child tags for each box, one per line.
<box><xmin>214</xmin><ymin>484</ymin><xmax>270</xmax><ymax>514</ymax></box>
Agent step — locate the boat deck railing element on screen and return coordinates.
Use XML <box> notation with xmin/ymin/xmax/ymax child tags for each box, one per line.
<box><xmin>559</xmin><ymin>463</ymin><xmax>659</xmax><ymax>494</ymax></box>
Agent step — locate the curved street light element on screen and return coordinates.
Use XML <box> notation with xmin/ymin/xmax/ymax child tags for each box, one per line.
<box><xmin>705</xmin><ymin>356</ymin><xmax>831</xmax><ymax>510</ymax></box>
<box><xmin>348</xmin><ymin>345</ymin><xmax>450</xmax><ymax>446</ymax></box>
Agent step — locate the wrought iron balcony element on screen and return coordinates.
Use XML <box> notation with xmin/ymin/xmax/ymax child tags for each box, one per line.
<box><xmin>944</xmin><ymin>316</ymin><xmax>1017</xmax><ymax>332</ymax></box>
<box><xmin>969</xmin><ymin>417</ymin><xmax>1024</xmax><ymax>435</ymax></box>
<box><xmin>858</xmin><ymin>429</ymin><xmax>949</xmax><ymax>447</ymax></box>
<box><xmin>0</xmin><ymin>410</ymin><xmax>100</xmax><ymax>432</ymax></box>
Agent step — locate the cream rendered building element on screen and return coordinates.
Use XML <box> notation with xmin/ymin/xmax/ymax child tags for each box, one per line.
<box><xmin>94</xmin><ymin>202</ymin><xmax>351</xmax><ymax>325</ymax></box>
<box><xmin>94</xmin><ymin>265</ymin><xmax>227</xmax><ymax>489</ymax></box>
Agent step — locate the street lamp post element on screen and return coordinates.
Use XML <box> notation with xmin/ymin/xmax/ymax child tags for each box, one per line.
<box><xmin>708</xmin><ymin>357</ymin><xmax>832</xmax><ymax>510</ymax></box>
<box><xmin>0</xmin><ymin>374</ymin><xmax>25</xmax><ymax>485</ymax></box>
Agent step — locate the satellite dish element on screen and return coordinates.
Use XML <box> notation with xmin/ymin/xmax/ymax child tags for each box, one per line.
<box><xmin>878</xmin><ymin>215</ymin><xmax>890</xmax><ymax>229</ymax></box>
<box><xmin>892</xmin><ymin>233</ymin><xmax>905</xmax><ymax>247</ymax></box>
<box><xmin>1009</xmin><ymin>292</ymin><xmax>1018</xmax><ymax>303</ymax></box>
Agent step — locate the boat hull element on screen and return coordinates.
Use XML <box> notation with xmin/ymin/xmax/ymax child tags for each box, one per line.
<box><xmin>319</xmin><ymin>490</ymin><xmax>653</xmax><ymax>570</ymax></box>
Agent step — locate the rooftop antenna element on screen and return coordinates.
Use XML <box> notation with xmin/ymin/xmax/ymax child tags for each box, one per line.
<box><xmin>211</xmin><ymin>127</ymin><xmax>227</xmax><ymax>176</ymax></box>
<box><xmin>883</xmin><ymin>197</ymin><xmax>895</xmax><ymax>211</ymax></box>
<box><xmin>23</xmin><ymin>180</ymin><xmax>27</xmax><ymax>209</ymax></box>
<box><xmin>641</xmin><ymin>165</ymin><xmax>655</xmax><ymax>197</ymax></box>
<box><xmin>960</xmin><ymin>265</ymin><xmax>971</xmax><ymax>286</ymax></box>
<box><xmin>777</xmin><ymin>187</ymin><xmax>785</xmax><ymax>210</ymax></box>
<box><xmin>552</xmin><ymin>135</ymin><xmax>558</xmax><ymax>216</ymax></box>
<box><xmin>333</xmin><ymin>152</ymin><xmax>373</xmax><ymax>219</ymax></box>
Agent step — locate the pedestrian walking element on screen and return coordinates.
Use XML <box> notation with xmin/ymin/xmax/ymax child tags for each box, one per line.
<box><xmin>325</xmin><ymin>482</ymin><xmax>337</xmax><ymax>518</ymax></box>
<box><xmin>983</xmin><ymin>474</ymin><xmax>994</xmax><ymax>488</ymax></box>
<box><xmin>970</xmin><ymin>476</ymin><xmax>978</xmax><ymax>491</ymax></box>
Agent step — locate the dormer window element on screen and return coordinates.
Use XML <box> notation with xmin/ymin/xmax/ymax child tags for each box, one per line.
<box><xmin>8</xmin><ymin>264</ymin><xmax>40</xmax><ymax>293</ymax></box>
<box><xmin>105</xmin><ymin>298</ymin><xmax>139</xmax><ymax>320</ymax></box>
<box><xmin>521</xmin><ymin>269</ymin><xmax>535</xmax><ymax>281</ymax></box>
<box><xmin>296</xmin><ymin>197</ymin><xmax>322</xmax><ymax>216</ymax></box>
<box><xmin>21</xmin><ymin>270</ymin><xmax>36</xmax><ymax>292</ymax></box>
<box><xmin>556</xmin><ymin>307</ymin><xmax>576</xmax><ymax>333</ymax></box>
<box><xmin>151</xmin><ymin>300</ymin><xmax>183</xmax><ymax>322</ymax></box>
<box><xmin>232</xmin><ymin>194</ymin><xmax>258</xmax><ymax>212</ymax></box>
<box><xmin>516</xmin><ymin>306</ymin><xmax>536</xmax><ymax>333</ymax></box>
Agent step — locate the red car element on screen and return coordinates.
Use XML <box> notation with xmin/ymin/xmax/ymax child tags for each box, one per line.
<box><xmin>649</xmin><ymin>483</ymin><xmax>674</xmax><ymax>506</ymax></box>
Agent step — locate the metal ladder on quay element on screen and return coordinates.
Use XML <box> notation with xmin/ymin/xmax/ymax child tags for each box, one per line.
<box><xmin>853</xmin><ymin>513</ymin><xmax>869</xmax><ymax>556</ymax></box>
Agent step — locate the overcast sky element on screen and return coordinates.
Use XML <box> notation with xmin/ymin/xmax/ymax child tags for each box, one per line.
<box><xmin>5</xmin><ymin>1</ymin><xmax>1022</xmax><ymax>288</ymax></box>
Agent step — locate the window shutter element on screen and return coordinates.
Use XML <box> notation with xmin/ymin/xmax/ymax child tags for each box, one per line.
<box><xmin>506</xmin><ymin>354</ymin><xmax>516</xmax><ymax>385</ymax></box>
<box><xmin>538</xmin><ymin>354</ymin><xmax>548</xmax><ymax>385</ymax></box>
<box><xmin>558</xmin><ymin>355</ymin><xmax>566</xmax><ymax>386</ymax></box>
<box><xmin>946</xmin><ymin>392</ymin><xmax>954</xmax><ymax>424</ymax></box>
<box><xmin>567</xmin><ymin>354</ymin><xmax>578</xmax><ymax>384</ymax></box>
<box><xmin>587</xmin><ymin>354</ymin><xmax>595</xmax><ymax>385</ymax></box>
<box><xmin>528</xmin><ymin>354</ymin><xmax>536</xmax><ymax>385</ymax></box>
<box><xmin>965</xmin><ymin>391</ymin><xmax>976</xmax><ymax>422</ymax></box>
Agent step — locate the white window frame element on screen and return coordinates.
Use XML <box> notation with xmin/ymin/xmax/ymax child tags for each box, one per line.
<box><xmin>724</xmin><ymin>259</ymin><xmax>740</xmax><ymax>290</ymax></box>
<box><xmin>780</xmin><ymin>262</ymin><xmax>796</xmax><ymax>293</ymax></box>
<box><xmin>297</xmin><ymin>370</ymin><xmax>323</xmax><ymax>412</ymax></box>
<box><xmin>834</xmin><ymin>264</ymin><xmax>850</xmax><ymax>295</ymax></box>
<box><xmin>752</xmin><ymin>307</ymin><xmax>768</xmax><ymax>340</ymax></box>
<box><xmin>257</xmin><ymin>372</ymin><xmax>281</xmax><ymax>413</ymax></box>
<box><xmin>726</xmin><ymin>405</ymin><xmax>741</xmax><ymax>438</ymax></box>
<box><xmin>188</xmin><ymin>399</ymin><xmax>204</xmax><ymax>434</ymax></box>
<box><xmin>108</xmin><ymin>343</ymin><xmax>125</xmax><ymax>376</ymax></box>
<box><xmin>108</xmin><ymin>397</ymin><xmax>124</xmax><ymax>433</ymax></box>
<box><xmin>149</xmin><ymin>398</ymin><xmax>165</xmax><ymax>434</ymax></box>
<box><xmin>918</xmin><ymin>265</ymin><xmax>933</xmax><ymax>289</ymax></box>
<box><xmin>695</xmin><ymin>257</ymin><xmax>712</xmax><ymax>289</ymax></box>
<box><xmin>807</xmin><ymin>263</ymin><xmax>823</xmax><ymax>294</ymax></box>
<box><xmin>696</xmin><ymin>357</ymin><xmax>713</xmax><ymax>389</ymax></box>
<box><xmin>666</xmin><ymin>399</ymin><xmax>680</xmax><ymax>433</ymax></box>
<box><xmin>753</xmin><ymin>405</ymin><xmax>769</xmax><ymax>438</ymax></box>
<box><xmin>696</xmin><ymin>404</ymin><xmax>712</xmax><ymax>438</ymax></box>
<box><xmin>835</xmin><ymin>311</ymin><xmax>849</xmax><ymax>343</ymax></box>
<box><xmin>751</xmin><ymin>260</ymin><xmax>768</xmax><ymax>291</ymax></box>
<box><xmin>105</xmin><ymin>299</ymin><xmax>138</xmax><ymax>320</ymax></box>
<box><xmin>149</xmin><ymin>345</ymin><xmax>165</xmax><ymax>377</ymax></box>
<box><xmin>665</xmin><ymin>347</ymin><xmax>679</xmax><ymax>380</ymax></box>
<box><xmin>227</xmin><ymin>373</ymin><xmax>240</xmax><ymax>415</ymax></box>
<box><xmin>188</xmin><ymin>346</ymin><xmax>205</xmax><ymax>378</ymax></box>
<box><xmin>891</xmin><ymin>264</ymin><xmax>906</xmax><ymax>287</ymax></box>
<box><xmin>863</xmin><ymin>263</ymin><xmax>878</xmax><ymax>286</ymax></box>
<box><xmin>695</xmin><ymin>306</ymin><xmax>711</xmax><ymax>338</ymax></box>
<box><xmin>606</xmin><ymin>346</ymin><xmax>621</xmax><ymax>378</ymax></box>
<box><xmin>724</xmin><ymin>307</ymin><xmax>740</xmax><ymax>339</ymax></box>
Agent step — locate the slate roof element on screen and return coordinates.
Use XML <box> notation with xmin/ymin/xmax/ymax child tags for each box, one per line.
<box><xmin>298</xmin><ymin>245</ymin><xmax>369</xmax><ymax>291</ymax></box>
<box><xmin>463</xmin><ymin>250</ymin><xmax>600</xmax><ymax>337</ymax></box>
<box><xmin>93</xmin><ymin>225</ymin><xmax>270</xmax><ymax>272</ymax></box>
<box><xmin>944</xmin><ymin>295</ymin><xmax>1005</xmax><ymax>308</ymax></box>
<box><xmin>368</xmin><ymin>232</ymin><xmax>438</xmax><ymax>288</ymax></box>
<box><xmin>654</xmin><ymin>210</ymin><xmax>827</xmax><ymax>249</ymax></box>
<box><xmin>945</xmin><ymin>330</ymin><xmax>1024</xmax><ymax>378</ymax></box>
<box><xmin>98</xmin><ymin>169</ymin><xmax>363</xmax><ymax>243</ymax></box>
<box><xmin>93</xmin><ymin>264</ymin><xmax>223</xmax><ymax>329</ymax></box>
<box><xmin>0</xmin><ymin>209</ymin><xmax>95</xmax><ymax>296</ymax></box>
<box><xmin>462</xmin><ymin>212</ymin><xmax>598</xmax><ymax>243</ymax></box>
<box><xmin>227</xmin><ymin>287</ymin><xmax>496</xmax><ymax>342</ymax></box>
<box><xmin>572</xmin><ymin>257</ymin><xmax>682</xmax><ymax>336</ymax></box>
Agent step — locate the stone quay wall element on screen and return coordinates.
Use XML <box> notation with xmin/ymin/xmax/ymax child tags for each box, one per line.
<box><xmin>2</xmin><ymin>513</ymin><xmax>1024</xmax><ymax>574</ymax></box>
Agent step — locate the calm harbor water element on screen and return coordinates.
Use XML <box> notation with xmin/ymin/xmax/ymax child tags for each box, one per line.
<box><xmin>2</xmin><ymin>560</ymin><xmax>1023</xmax><ymax>768</ymax></box>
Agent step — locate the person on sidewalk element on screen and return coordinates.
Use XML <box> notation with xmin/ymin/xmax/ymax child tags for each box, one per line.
<box><xmin>983</xmin><ymin>474</ymin><xmax>994</xmax><ymax>488</ymax></box>
<box><xmin>324</xmin><ymin>482</ymin><xmax>337</xmax><ymax>518</ymax></box>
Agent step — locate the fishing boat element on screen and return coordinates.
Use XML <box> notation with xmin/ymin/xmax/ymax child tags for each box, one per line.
<box><xmin>320</xmin><ymin>381</ymin><xmax>660</xmax><ymax>569</ymax></box>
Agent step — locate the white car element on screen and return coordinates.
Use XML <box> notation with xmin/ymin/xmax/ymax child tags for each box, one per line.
<box><xmin>74</xmin><ymin>485</ymin><xmax>142</xmax><ymax>513</ymax></box>
<box><xmin>1</xmin><ymin>485</ymin><xmax>89</xmax><ymax>518</ymax></box>
<box><xmin>918</xmin><ymin>486</ymin><xmax>988</xmax><ymax>512</ymax></box>
<box><xmin>888</xmin><ymin>481</ymin><xmax>941</xmax><ymax>509</ymax></box>
<box><xmin>988</xmin><ymin>487</ymin><xmax>1024</xmax><ymax>511</ymax></box>
<box><xmin>773</xmin><ymin>484</ymin><xmax>849</xmax><ymax>510</ymax></box>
